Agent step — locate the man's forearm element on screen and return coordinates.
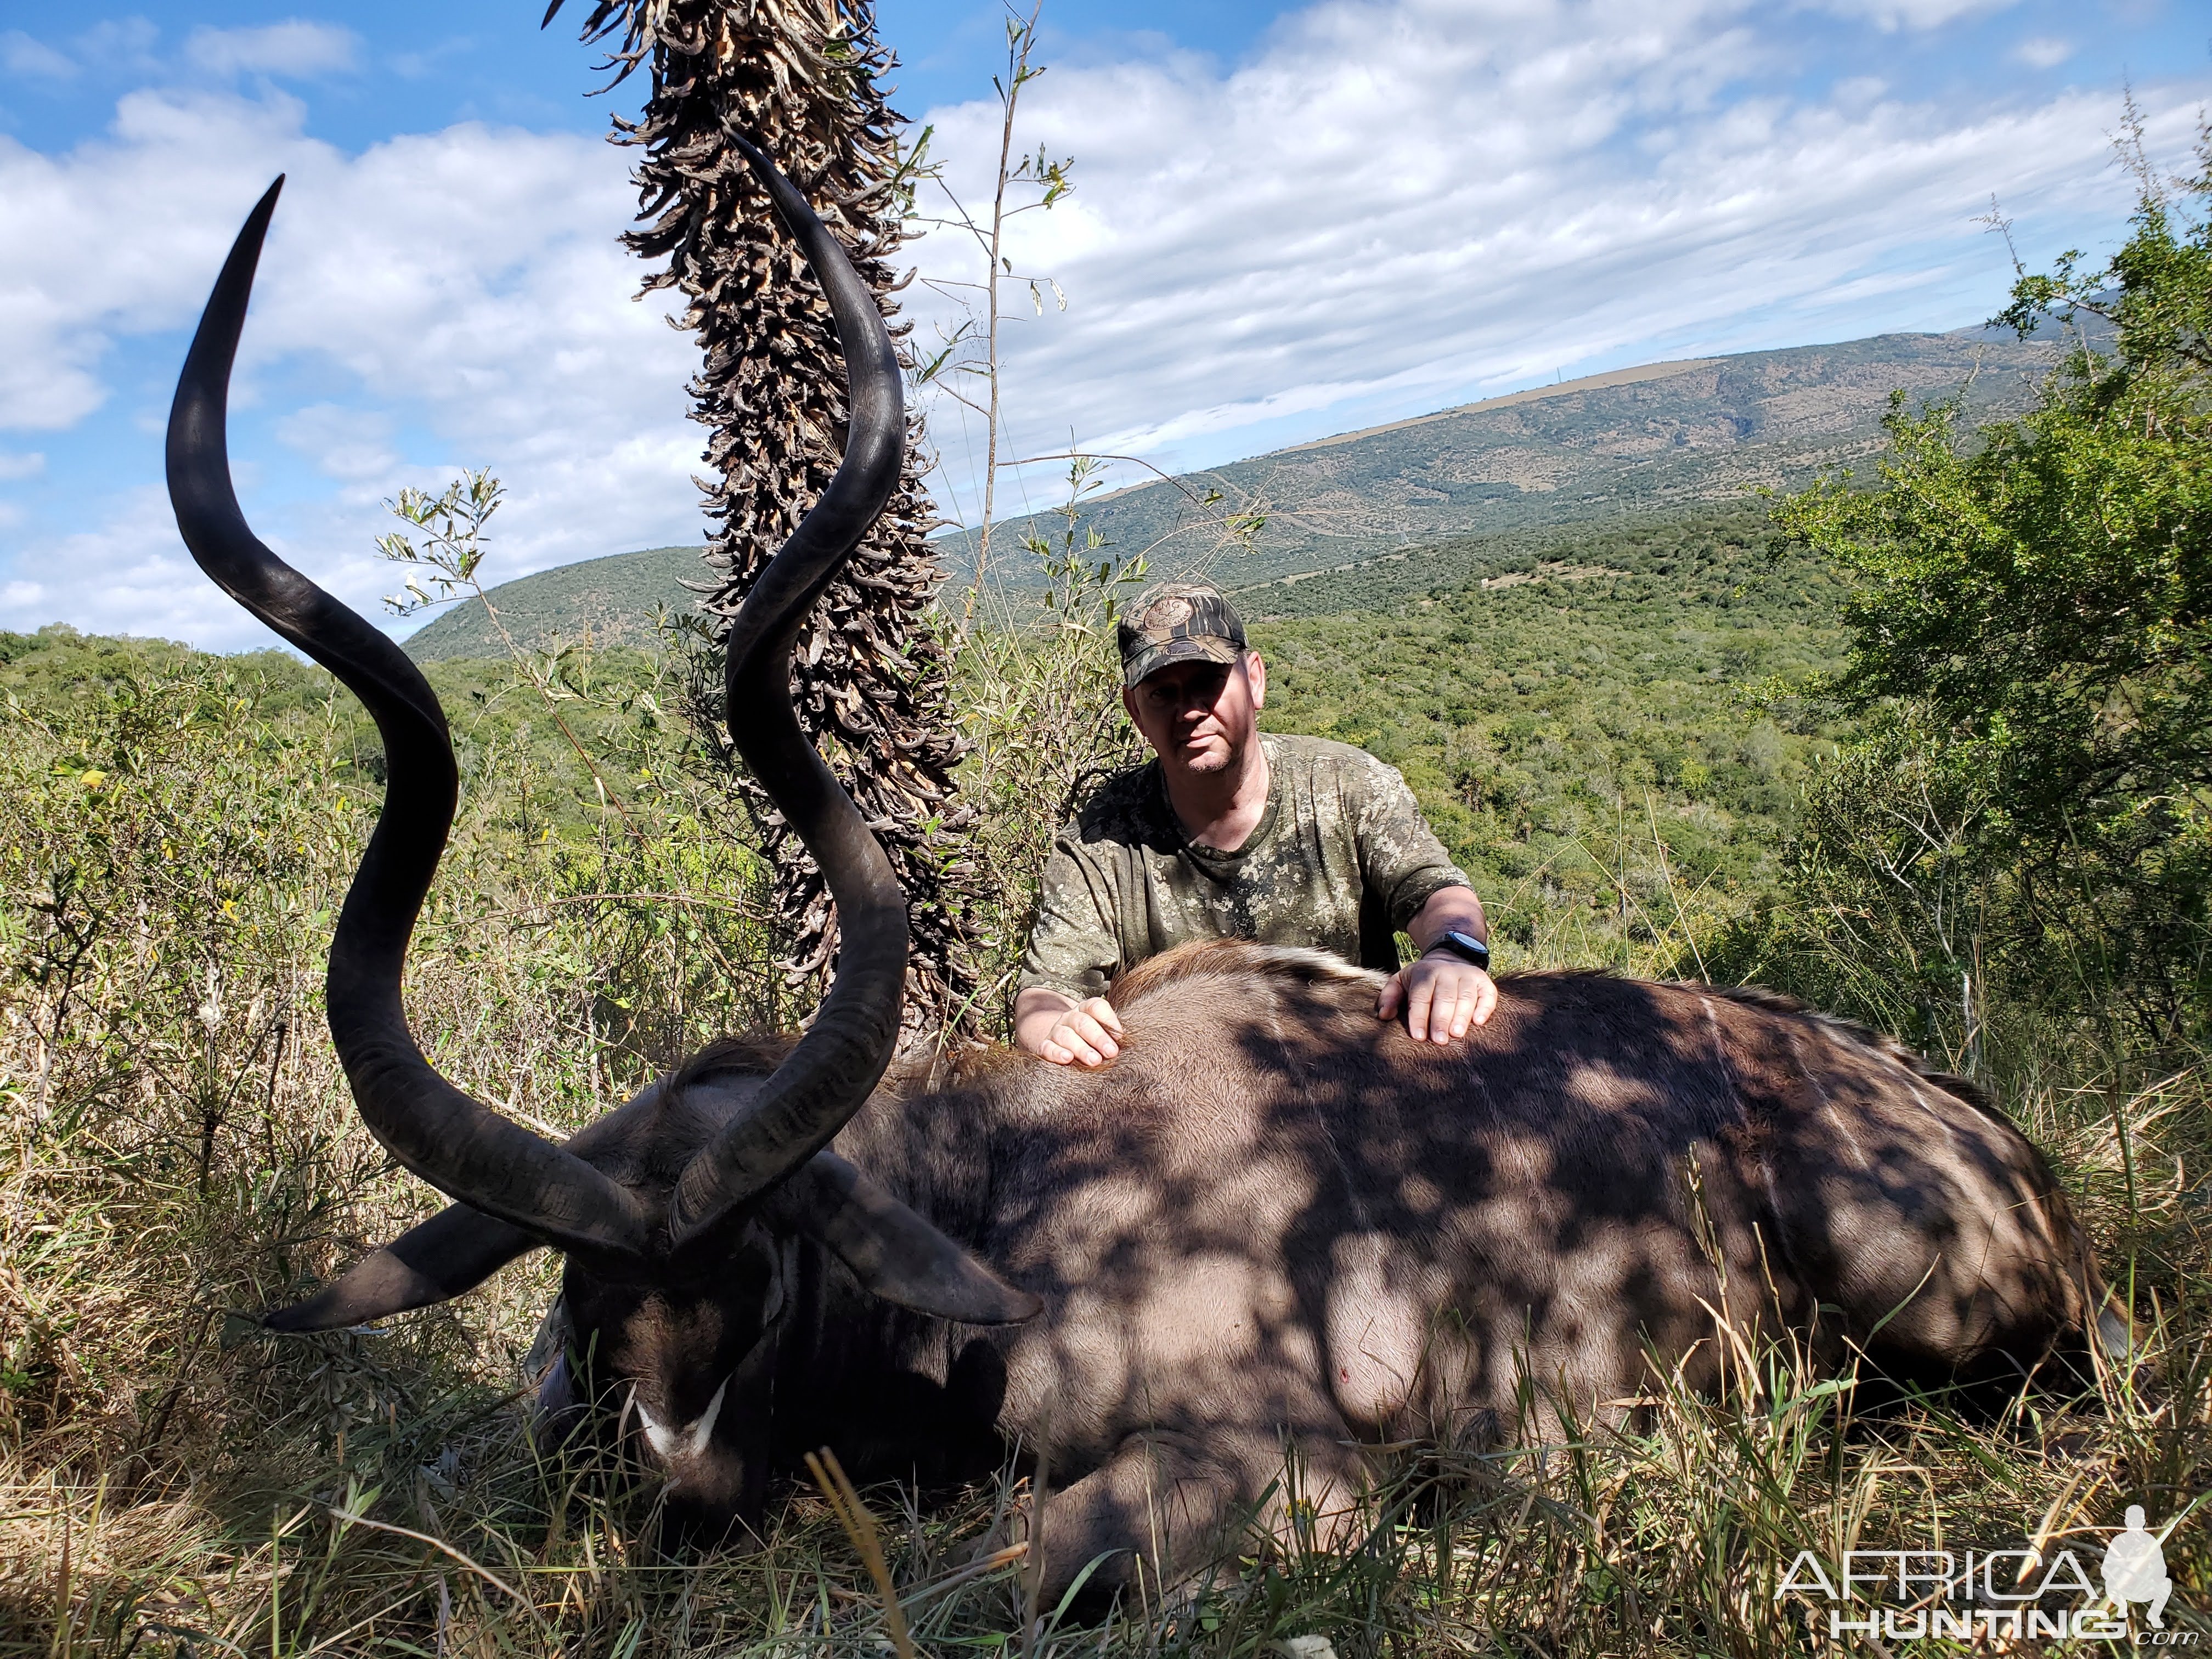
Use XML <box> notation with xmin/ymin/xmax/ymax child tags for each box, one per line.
<box><xmin>1381</xmin><ymin>884</ymin><xmax>1498</xmax><ymax>1040</ymax></box>
<box><xmin>1408</xmin><ymin>885</ymin><xmax>1487</xmax><ymax>953</ymax></box>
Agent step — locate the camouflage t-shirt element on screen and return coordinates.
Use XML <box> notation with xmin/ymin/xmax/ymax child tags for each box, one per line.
<box><xmin>1018</xmin><ymin>733</ymin><xmax>1472</xmax><ymax>1000</ymax></box>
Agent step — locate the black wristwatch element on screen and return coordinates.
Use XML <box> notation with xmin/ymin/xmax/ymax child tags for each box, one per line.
<box><xmin>1423</xmin><ymin>929</ymin><xmax>1491</xmax><ymax>973</ymax></box>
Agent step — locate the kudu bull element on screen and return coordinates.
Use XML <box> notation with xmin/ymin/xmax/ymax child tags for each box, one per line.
<box><xmin>171</xmin><ymin>157</ymin><xmax>2121</xmax><ymax>1606</ymax></box>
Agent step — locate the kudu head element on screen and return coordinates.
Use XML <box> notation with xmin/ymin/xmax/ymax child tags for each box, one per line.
<box><xmin>168</xmin><ymin>150</ymin><xmax>1037</xmax><ymax>1533</ymax></box>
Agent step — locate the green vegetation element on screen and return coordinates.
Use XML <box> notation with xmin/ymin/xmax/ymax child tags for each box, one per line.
<box><xmin>8</xmin><ymin>624</ymin><xmax>689</xmax><ymax>840</ymax></box>
<box><xmin>1733</xmin><ymin>125</ymin><xmax>2212</xmax><ymax>1057</ymax></box>
<box><xmin>3</xmin><ymin>589</ymin><xmax>2205</xmax><ymax>1653</ymax></box>
<box><xmin>1251</xmin><ymin>505</ymin><xmax>1849</xmax><ymax>970</ymax></box>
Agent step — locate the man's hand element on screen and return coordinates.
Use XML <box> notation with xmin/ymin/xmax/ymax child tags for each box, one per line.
<box><xmin>1378</xmin><ymin>952</ymin><xmax>1498</xmax><ymax>1045</ymax></box>
<box><xmin>1014</xmin><ymin>988</ymin><xmax>1126</xmax><ymax>1067</ymax></box>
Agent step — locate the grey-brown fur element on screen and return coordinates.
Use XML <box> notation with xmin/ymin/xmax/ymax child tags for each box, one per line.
<box><xmin>283</xmin><ymin>938</ymin><xmax>2113</xmax><ymax>1605</ymax></box>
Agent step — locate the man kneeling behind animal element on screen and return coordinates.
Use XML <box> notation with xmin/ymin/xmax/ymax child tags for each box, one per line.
<box><xmin>1015</xmin><ymin>580</ymin><xmax>1498</xmax><ymax>1064</ymax></box>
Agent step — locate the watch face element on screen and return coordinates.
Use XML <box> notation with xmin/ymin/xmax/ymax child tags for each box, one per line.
<box><xmin>1436</xmin><ymin>930</ymin><xmax>1489</xmax><ymax>968</ymax></box>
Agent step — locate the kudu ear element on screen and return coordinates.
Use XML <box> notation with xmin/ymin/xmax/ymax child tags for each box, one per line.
<box><xmin>262</xmin><ymin>1204</ymin><xmax>541</xmax><ymax>1331</ymax></box>
<box><xmin>771</xmin><ymin>1152</ymin><xmax>1042</xmax><ymax>1325</ymax></box>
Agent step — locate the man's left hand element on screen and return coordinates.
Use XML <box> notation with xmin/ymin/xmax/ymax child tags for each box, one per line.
<box><xmin>1378</xmin><ymin>953</ymin><xmax>1498</xmax><ymax>1044</ymax></box>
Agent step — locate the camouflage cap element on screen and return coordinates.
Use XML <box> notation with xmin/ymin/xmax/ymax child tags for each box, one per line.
<box><xmin>1116</xmin><ymin>581</ymin><xmax>1249</xmax><ymax>688</ymax></box>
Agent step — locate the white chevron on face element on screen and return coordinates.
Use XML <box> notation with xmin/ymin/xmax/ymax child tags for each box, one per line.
<box><xmin>634</xmin><ymin>1373</ymin><xmax>730</xmax><ymax>1463</ymax></box>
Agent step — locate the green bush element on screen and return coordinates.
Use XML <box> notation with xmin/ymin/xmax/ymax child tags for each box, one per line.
<box><xmin>1758</xmin><ymin>125</ymin><xmax>2212</xmax><ymax>1049</ymax></box>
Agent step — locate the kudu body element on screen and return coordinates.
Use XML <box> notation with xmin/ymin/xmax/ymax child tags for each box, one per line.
<box><xmin>170</xmin><ymin>161</ymin><xmax>2116</xmax><ymax>1607</ymax></box>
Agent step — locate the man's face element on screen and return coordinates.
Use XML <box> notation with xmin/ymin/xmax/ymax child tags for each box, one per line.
<box><xmin>1122</xmin><ymin>652</ymin><xmax>1267</xmax><ymax>776</ymax></box>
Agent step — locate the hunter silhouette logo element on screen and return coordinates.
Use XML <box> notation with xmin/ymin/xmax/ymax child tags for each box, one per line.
<box><xmin>1776</xmin><ymin>1503</ymin><xmax>2192</xmax><ymax>1643</ymax></box>
<box><xmin>2103</xmin><ymin>1506</ymin><xmax>2175</xmax><ymax>1628</ymax></box>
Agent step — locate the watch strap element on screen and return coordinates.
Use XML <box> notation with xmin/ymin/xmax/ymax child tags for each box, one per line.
<box><xmin>1424</xmin><ymin>929</ymin><xmax>1491</xmax><ymax>972</ymax></box>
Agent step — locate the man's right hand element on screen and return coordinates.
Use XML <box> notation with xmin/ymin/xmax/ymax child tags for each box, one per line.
<box><xmin>1014</xmin><ymin>988</ymin><xmax>1125</xmax><ymax>1067</ymax></box>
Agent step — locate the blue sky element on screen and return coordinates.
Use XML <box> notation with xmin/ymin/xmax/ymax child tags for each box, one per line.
<box><xmin>1</xmin><ymin>0</ymin><xmax>2205</xmax><ymax>650</ymax></box>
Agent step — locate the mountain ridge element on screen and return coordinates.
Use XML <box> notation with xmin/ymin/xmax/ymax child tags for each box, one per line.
<box><xmin>402</xmin><ymin>321</ymin><xmax>2061</xmax><ymax>660</ymax></box>
<box><xmin>1274</xmin><ymin>357</ymin><xmax>1724</xmax><ymax>455</ymax></box>
<box><xmin>934</xmin><ymin>324</ymin><xmax>2058</xmax><ymax>588</ymax></box>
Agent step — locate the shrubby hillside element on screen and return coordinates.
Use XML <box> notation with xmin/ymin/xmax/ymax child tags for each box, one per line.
<box><xmin>403</xmin><ymin>544</ymin><xmax>709</xmax><ymax>662</ymax></box>
<box><xmin>4</xmin><ymin>624</ymin><xmax>681</xmax><ymax>838</ymax></box>
<box><xmin>1248</xmin><ymin>505</ymin><xmax>1846</xmax><ymax>966</ymax></box>
<box><xmin>935</xmin><ymin>324</ymin><xmax>2064</xmax><ymax>585</ymax></box>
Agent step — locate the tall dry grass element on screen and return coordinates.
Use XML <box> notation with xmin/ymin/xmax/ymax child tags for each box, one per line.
<box><xmin>3</xmin><ymin>627</ymin><xmax>2209</xmax><ymax>1656</ymax></box>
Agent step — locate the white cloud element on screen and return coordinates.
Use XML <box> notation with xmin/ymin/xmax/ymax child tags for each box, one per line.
<box><xmin>0</xmin><ymin>90</ymin><xmax>319</xmax><ymax>431</ymax></box>
<box><xmin>278</xmin><ymin>405</ymin><xmax>399</xmax><ymax>482</ymax></box>
<box><xmin>2013</xmin><ymin>36</ymin><xmax>2075</xmax><ymax>68</ymax></box>
<box><xmin>1813</xmin><ymin>0</ymin><xmax>2018</xmax><ymax>29</ymax></box>
<box><xmin>70</xmin><ymin>19</ymin><xmax>160</xmax><ymax>75</ymax></box>
<box><xmin>2</xmin><ymin>30</ymin><xmax>76</xmax><ymax>80</ymax></box>
<box><xmin>905</xmin><ymin>0</ymin><xmax>2204</xmax><ymax>516</ymax></box>
<box><xmin>0</xmin><ymin>86</ymin><xmax>701</xmax><ymax>650</ymax></box>
<box><xmin>4</xmin><ymin>487</ymin><xmax>247</xmax><ymax>645</ymax></box>
<box><xmin>185</xmin><ymin>21</ymin><xmax>359</xmax><ymax>79</ymax></box>
<box><xmin>0</xmin><ymin>451</ymin><xmax>45</xmax><ymax>481</ymax></box>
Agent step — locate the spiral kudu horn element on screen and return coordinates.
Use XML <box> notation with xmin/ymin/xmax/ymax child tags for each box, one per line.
<box><xmin>166</xmin><ymin>178</ymin><xmax>651</xmax><ymax>1257</ymax></box>
<box><xmin>664</xmin><ymin>133</ymin><xmax>910</xmax><ymax>1249</ymax></box>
